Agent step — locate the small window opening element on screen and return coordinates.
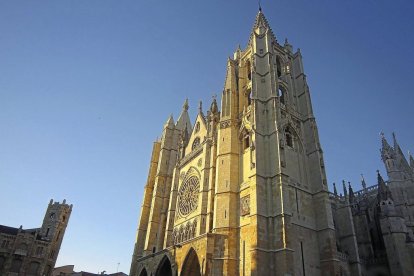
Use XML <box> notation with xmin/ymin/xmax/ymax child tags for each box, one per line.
<box><xmin>152</xmin><ymin>247</ymin><xmax>156</xmax><ymax>253</ymax></box>
<box><xmin>260</xmin><ymin>49</ymin><xmax>263</xmax><ymax>54</ymax></box>
<box><xmin>62</xmin><ymin>216</ymin><xmax>66</xmax><ymax>222</ymax></box>
<box><xmin>246</xmin><ymin>60</ymin><xmax>252</xmax><ymax>81</ymax></box>
<box><xmin>225</xmin><ymin>210</ymin><xmax>227</xmax><ymax>219</ymax></box>
<box><xmin>195</xmin><ymin>122</ymin><xmax>200</xmax><ymax>133</ymax></box>
<box><xmin>285</xmin><ymin>128</ymin><xmax>293</xmax><ymax>148</ymax></box>
<box><xmin>45</xmin><ymin>228</ymin><xmax>50</xmax><ymax>237</ymax></box>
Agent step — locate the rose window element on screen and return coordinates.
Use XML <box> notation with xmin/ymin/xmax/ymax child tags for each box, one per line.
<box><xmin>177</xmin><ymin>176</ymin><xmax>200</xmax><ymax>216</ymax></box>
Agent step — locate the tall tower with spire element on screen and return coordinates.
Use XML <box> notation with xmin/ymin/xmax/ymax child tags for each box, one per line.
<box><xmin>130</xmin><ymin>9</ymin><xmax>339</xmax><ymax>276</ymax></box>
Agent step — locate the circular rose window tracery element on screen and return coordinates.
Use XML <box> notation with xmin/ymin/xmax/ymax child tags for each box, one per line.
<box><xmin>177</xmin><ymin>176</ymin><xmax>200</xmax><ymax>216</ymax></box>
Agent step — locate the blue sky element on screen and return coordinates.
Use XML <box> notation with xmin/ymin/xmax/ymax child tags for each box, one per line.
<box><xmin>0</xmin><ymin>0</ymin><xmax>413</xmax><ymax>274</ymax></box>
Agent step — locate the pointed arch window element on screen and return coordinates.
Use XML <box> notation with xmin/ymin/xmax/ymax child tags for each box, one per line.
<box><xmin>276</xmin><ymin>56</ymin><xmax>282</xmax><ymax>78</ymax></box>
<box><xmin>278</xmin><ymin>86</ymin><xmax>287</xmax><ymax>105</ymax></box>
<box><xmin>195</xmin><ymin>122</ymin><xmax>200</xmax><ymax>133</ymax></box>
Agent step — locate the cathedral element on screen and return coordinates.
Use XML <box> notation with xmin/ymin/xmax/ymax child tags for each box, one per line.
<box><xmin>129</xmin><ymin>9</ymin><xmax>414</xmax><ymax>276</ymax></box>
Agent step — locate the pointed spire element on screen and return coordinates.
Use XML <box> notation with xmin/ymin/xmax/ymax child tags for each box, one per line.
<box><xmin>392</xmin><ymin>132</ymin><xmax>404</xmax><ymax>157</ymax></box>
<box><xmin>361</xmin><ymin>174</ymin><xmax>367</xmax><ymax>190</ymax></box>
<box><xmin>392</xmin><ymin>132</ymin><xmax>412</xmax><ymax>173</ymax></box>
<box><xmin>377</xmin><ymin>170</ymin><xmax>393</xmax><ymax>201</ymax></box>
<box><xmin>348</xmin><ymin>182</ymin><xmax>355</xmax><ymax>203</ymax></box>
<box><xmin>164</xmin><ymin>114</ymin><xmax>175</xmax><ymax>128</ymax></box>
<box><xmin>198</xmin><ymin>100</ymin><xmax>203</xmax><ymax>114</ymax></box>
<box><xmin>248</xmin><ymin>9</ymin><xmax>276</xmax><ymax>45</ymax></box>
<box><xmin>210</xmin><ymin>95</ymin><xmax>218</xmax><ymax>114</ymax></box>
<box><xmin>176</xmin><ymin>99</ymin><xmax>192</xmax><ymax>136</ymax></box>
<box><xmin>342</xmin><ymin>180</ymin><xmax>348</xmax><ymax>198</ymax></box>
<box><xmin>183</xmin><ymin>98</ymin><xmax>189</xmax><ymax>112</ymax></box>
<box><xmin>333</xmin><ymin>182</ymin><xmax>338</xmax><ymax>196</ymax></box>
<box><xmin>381</xmin><ymin>132</ymin><xmax>394</xmax><ymax>161</ymax></box>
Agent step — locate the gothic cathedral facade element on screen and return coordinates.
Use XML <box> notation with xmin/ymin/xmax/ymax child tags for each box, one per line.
<box><xmin>130</xmin><ymin>10</ymin><xmax>414</xmax><ymax>276</ymax></box>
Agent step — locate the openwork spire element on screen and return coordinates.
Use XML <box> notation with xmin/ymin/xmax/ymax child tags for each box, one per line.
<box><xmin>248</xmin><ymin>9</ymin><xmax>276</xmax><ymax>46</ymax></box>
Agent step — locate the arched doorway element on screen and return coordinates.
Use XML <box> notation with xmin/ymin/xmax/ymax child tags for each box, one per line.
<box><xmin>155</xmin><ymin>256</ymin><xmax>172</xmax><ymax>276</ymax></box>
<box><xmin>181</xmin><ymin>248</ymin><xmax>201</xmax><ymax>276</ymax></box>
<box><xmin>138</xmin><ymin>268</ymin><xmax>148</xmax><ymax>276</ymax></box>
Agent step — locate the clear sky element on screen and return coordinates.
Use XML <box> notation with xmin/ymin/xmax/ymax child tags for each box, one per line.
<box><xmin>0</xmin><ymin>0</ymin><xmax>413</xmax><ymax>274</ymax></box>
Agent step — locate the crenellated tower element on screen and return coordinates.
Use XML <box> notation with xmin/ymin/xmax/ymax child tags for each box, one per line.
<box><xmin>40</xmin><ymin>199</ymin><xmax>72</xmax><ymax>267</ymax></box>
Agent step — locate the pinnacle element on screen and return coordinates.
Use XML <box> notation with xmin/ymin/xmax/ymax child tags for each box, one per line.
<box><xmin>361</xmin><ymin>174</ymin><xmax>367</xmax><ymax>189</ymax></box>
<box><xmin>165</xmin><ymin>114</ymin><xmax>175</xmax><ymax>128</ymax></box>
<box><xmin>198</xmin><ymin>100</ymin><xmax>203</xmax><ymax>114</ymax></box>
<box><xmin>176</xmin><ymin>98</ymin><xmax>192</xmax><ymax>135</ymax></box>
<box><xmin>182</xmin><ymin>98</ymin><xmax>189</xmax><ymax>112</ymax></box>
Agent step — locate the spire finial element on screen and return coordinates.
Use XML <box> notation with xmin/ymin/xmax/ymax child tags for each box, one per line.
<box><xmin>333</xmin><ymin>182</ymin><xmax>338</xmax><ymax>196</ymax></box>
<box><xmin>183</xmin><ymin>98</ymin><xmax>189</xmax><ymax>111</ymax></box>
<box><xmin>258</xmin><ymin>0</ymin><xmax>262</xmax><ymax>12</ymax></box>
<box><xmin>198</xmin><ymin>100</ymin><xmax>203</xmax><ymax>114</ymax></box>
<box><xmin>361</xmin><ymin>174</ymin><xmax>367</xmax><ymax>190</ymax></box>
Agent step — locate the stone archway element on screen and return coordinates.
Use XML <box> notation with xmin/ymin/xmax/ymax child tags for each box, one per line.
<box><xmin>155</xmin><ymin>256</ymin><xmax>172</xmax><ymax>276</ymax></box>
<box><xmin>138</xmin><ymin>268</ymin><xmax>148</xmax><ymax>276</ymax></box>
<box><xmin>181</xmin><ymin>248</ymin><xmax>201</xmax><ymax>276</ymax></box>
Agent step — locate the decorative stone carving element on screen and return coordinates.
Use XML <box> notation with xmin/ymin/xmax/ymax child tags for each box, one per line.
<box><xmin>240</xmin><ymin>195</ymin><xmax>250</xmax><ymax>216</ymax></box>
<box><xmin>220</xmin><ymin>120</ymin><xmax>232</xmax><ymax>129</ymax></box>
<box><xmin>197</xmin><ymin>158</ymin><xmax>202</xmax><ymax>167</ymax></box>
<box><xmin>177</xmin><ymin>176</ymin><xmax>200</xmax><ymax>217</ymax></box>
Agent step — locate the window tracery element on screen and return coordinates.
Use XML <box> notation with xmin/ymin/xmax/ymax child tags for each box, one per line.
<box><xmin>177</xmin><ymin>176</ymin><xmax>200</xmax><ymax>216</ymax></box>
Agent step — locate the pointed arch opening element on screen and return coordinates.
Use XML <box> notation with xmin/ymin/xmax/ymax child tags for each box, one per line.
<box><xmin>181</xmin><ymin>248</ymin><xmax>201</xmax><ymax>276</ymax></box>
<box><xmin>278</xmin><ymin>85</ymin><xmax>287</xmax><ymax>105</ymax></box>
<box><xmin>276</xmin><ymin>56</ymin><xmax>282</xmax><ymax>78</ymax></box>
<box><xmin>155</xmin><ymin>256</ymin><xmax>172</xmax><ymax>276</ymax></box>
<box><xmin>139</xmin><ymin>268</ymin><xmax>148</xmax><ymax>276</ymax></box>
<box><xmin>246</xmin><ymin>60</ymin><xmax>252</xmax><ymax>81</ymax></box>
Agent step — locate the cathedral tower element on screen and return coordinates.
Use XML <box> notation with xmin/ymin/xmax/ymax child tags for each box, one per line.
<box><xmin>130</xmin><ymin>9</ymin><xmax>339</xmax><ymax>276</ymax></box>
